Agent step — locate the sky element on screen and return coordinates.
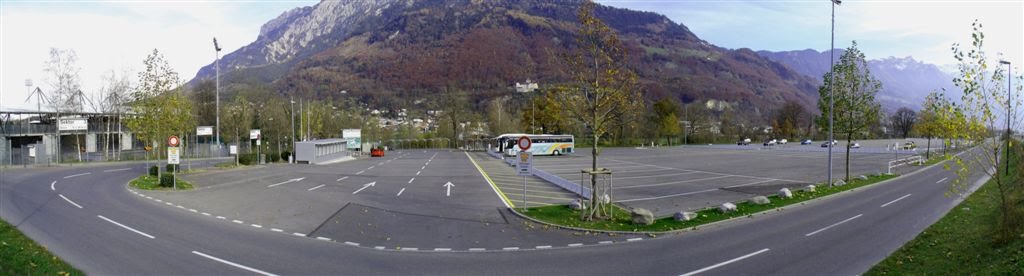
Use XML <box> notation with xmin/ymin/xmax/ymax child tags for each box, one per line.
<box><xmin>2</xmin><ymin>0</ymin><xmax>1022</xmax><ymax>111</ymax></box>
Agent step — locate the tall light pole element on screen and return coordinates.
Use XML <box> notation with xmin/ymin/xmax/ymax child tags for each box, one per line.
<box><xmin>213</xmin><ymin>38</ymin><xmax>223</xmax><ymax>151</ymax></box>
<box><xmin>828</xmin><ymin>0</ymin><xmax>841</xmax><ymax>186</ymax></box>
<box><xmin>290</xmin><ymin>96</ymin><xmax>296</xmax><ymax>163</ymax></box>
<box><xmin>1000</xmin><ymin>60</ymin><xmax>1011</xmax><ymax>175</ymax></box>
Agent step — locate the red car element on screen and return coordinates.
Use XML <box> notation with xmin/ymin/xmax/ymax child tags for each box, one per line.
<box><xmin>370</xmin><ymin>148</ymin><xmax>384</xmax><ymax>157</ymax></box>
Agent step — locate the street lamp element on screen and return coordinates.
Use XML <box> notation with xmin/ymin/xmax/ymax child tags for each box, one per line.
<box><xmin>828</xmin><ymin>0</ymin><xmax>841</xmax><ymax>186</ymax></box>
<box><xmin>290</xmin><ymin>96</ymin><xmax>296</xmax><ymax>163</ymax></box>
<box><xmin>1000</xmin><ymin>60</ymin><xmax>1011</xmax><ymax>175</ymax></box>
<box><xmin>213</xmin><ymin>37</ymin><xmax>223</xmax><ymax>152</ymax></box>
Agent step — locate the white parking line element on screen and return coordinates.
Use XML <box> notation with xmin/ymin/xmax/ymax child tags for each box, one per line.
<box><xmin>936</xmin><ymin>177</ymin><xmax>948</xmax><ymax>184</ymax></box>
<box><xmin>617</xmin><ymin>175</ymin><xmax>733</xmax><ymax>190</ymax></box>
<box><xmin>50</xmin><ymin>181</ymin><xmax>57</xmax><ymax>191</ymax></box>
<box><xmin>613</xmin><ymin>171</ymin><xmax>701</xmax><ymax>180</ymax></box>
<box><xmin>59</xmin><ymin>194</ymin><xmax>83</xmax><ymax>209</ymax></box>
<box><xmin>307</xmin><ymin>184</ymin><xmax>326</xmax><ymax>191</ymax></box>
<box><xmin>805</xmin><ymin>214</ymin><xmax>863</xmax><ymax>237</ymax></box>
<box><xmin>617</xmin><ymin>188</ymin><xmax>720</xmax><ymax>203</ymax></box>
<box><xmin>337</xmin><ymin>176</ymin><xmax>349</xmax><ymax>182</ymax></box>
<box><xmin>63</xmin><ymin>172</ymin><xmax>91</xmax><ymax>179</ymax></box>
<box><xmin>396</xmin><ymin>188</ymin><xmax>406</xmax><ymax>197</ymax></box>
<box><xmin>880</xmin><ymin>194</ymin><xmax>912</xmax><ymax>208</ymax></box>
<box><xmin>679</xmin><ymin>248</ymin><xmax>770</xmax><ymax>276</ymax></box>
<box><xmin>103</xmin><ymin>168</ymin><xmax>131</xmax><ymax>172</ymax></box>
<box><xmin>192</xmin><ymin>251</ymin><xmax>277</xmax><ymax>276</ymax></box>
<box><xmin>97</xmin><ymin>215</ymin><xmax>154</xmax><ymax>239</ymax></box>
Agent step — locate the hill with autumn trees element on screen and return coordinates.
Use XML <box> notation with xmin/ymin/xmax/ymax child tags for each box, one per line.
<box><xmin>191</xmin><ymin>0</ymin><xmax>821</xmax><ymax>117</ymax></box>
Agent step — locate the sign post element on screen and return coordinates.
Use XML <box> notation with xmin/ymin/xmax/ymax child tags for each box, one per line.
<box><xmin>515</xmin><ymin>136</ymin><xmax>533</xmax><ymax>211</ymax></box>
<box><xmin>168</xmin><ymin>136</ymin><xmax>180</xmax><ymax>190</ymax></box>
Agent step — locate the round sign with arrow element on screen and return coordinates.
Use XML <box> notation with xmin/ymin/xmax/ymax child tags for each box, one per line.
<box><xmin>168</xmin><ymin>135</ymin><xmax>180</xmax><ymax>147</ymax></box>
<box><xmin>517</xmin><ymin>136</ymin><xmax>531</xmax><ymax>151</ymax></box>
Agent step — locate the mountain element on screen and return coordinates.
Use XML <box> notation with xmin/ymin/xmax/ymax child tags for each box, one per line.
<box><xmin>757</xmin><ymin>49</ymin><xmax>956</xmax><ymax>110</ymax></box>
<box><xmin>191</xmin><ymin>0</ymin><xmax>822</xmax><ymax>117</ymax></box>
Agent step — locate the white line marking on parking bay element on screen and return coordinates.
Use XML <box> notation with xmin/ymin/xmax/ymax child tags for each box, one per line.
<box><xmin>936</xmin><ymin>177</ymin><xmax>948</xmax><ymax>184</ymax></box>
<box><xmin>97</xmin><ymin>215</ymin><xmax>155</xmax><ymax>239</ymax></box>
<box><xmin>356</xmin><ymin>170</ymin><xmax>365</xmax><ymax>175</ymax></box>
<box><xmin>880</xmin><ymin>194</ymin><xmax>912</xmax><ymax>208</ymax></box>
<box><xmin>307</xmin><ymin>184</ymin><xmax>325</xmax><ymax>191</ymax></box>
<box><xmin>103</xmin><ymin>168</ymin><xmax>131</xmax><ymax>172</ymax></box>
<box><xmin>805</xmin><ymin>214</ymin><xmax>863</xmax><ymax>237</ymax></box>
<box><xmin>59</xmin><ymin>194</ymin><xmax>83</xmax><ymax>208</ymax></box>
<box><xmin>337</xmin><ymin>176</ymin><xmax>349</xmax><ymax>182</ymax></box>
<box><xmin>192</xmin><ymin>251</ymin><xmax>278</xmax><ymax>276</ymax></box>
<box><xmin>64</xmin><ymin>172</ymin><xmax>91</xmax><ymax>179</ymax></box>
<box><xmin>679</xmin><ymin>248</ymin><xmax>770</xmax><ymax>276</ymax></box>
<box><xmin>617</xmin><ymin>188</ymin><xmax>719</xmax><ymax>203</ymax></box>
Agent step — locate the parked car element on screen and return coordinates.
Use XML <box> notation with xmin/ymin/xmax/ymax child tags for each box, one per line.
<box><xmin>801</xmin><ymin>139</ymin><xmax>813</xmax><ymax>145</ymax></box>
<box><xmin>763</xmin><ymin>139</ymin><xmax>777</xmax><ymax>146</ymax></box>
<box><xmin>820</xmin><ymin>140</ymin><xmax>838</xmax><ymax>148</ymax></box>
<box><xmin>903</xmin><ymin>141</ymin><xmax>917</xmax><ymax>150</ymax></box>
<box><xmin>850</xmin><ymin>142</ymin><xmax>861</xmax><ymax>149</ymax></box>
<box><xmin>737</xmin><ymin>138</ymin><xmax>751</xmax><ymax>145</ymax></box>
<box><xmin>370</xmin><ymin>147</ymin><xmax>385</xmax><ymax>157</ymax></box>
<box><xmin>778</xmin><ymin>139</ymin><xmax>788</xmax><ymax>144</ymax></box>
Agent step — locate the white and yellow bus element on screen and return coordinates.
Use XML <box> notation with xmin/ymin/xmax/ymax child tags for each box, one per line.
<box><xmin>494</xmin><ymin>134</ymin><xmax>574</xmax><ymax>156</ymax></box>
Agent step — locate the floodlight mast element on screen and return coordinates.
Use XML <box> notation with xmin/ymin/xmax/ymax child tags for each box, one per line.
<box><xmin>214</xmin><ymin>38</ymin><xmax>223</xmax><ymax>152</ymax></box>
<box><xmin>828</xmin><ymin>0</ymin><xmax>841</xmax><ymax>185</ymax></box>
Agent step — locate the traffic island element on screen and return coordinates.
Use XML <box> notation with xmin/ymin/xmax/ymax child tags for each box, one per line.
<box><xmin>517</xmin><ymin>173</ymin><xmax>898</xmax><ymax>233</ymax></box>
<box><xmin>129</xmin><ymin>174</ymin><xmax>193</xmax><ymax>190</ymax></box>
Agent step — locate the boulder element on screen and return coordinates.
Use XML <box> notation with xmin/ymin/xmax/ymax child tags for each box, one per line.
<box><xmin>569</xmin><ymin>199</ymin><xmax>587</xmax><ymax>210</ymax></box>
<box><xmin>778</xmin><ymin>188</ymin><xmax>793</xmax><ymax>199</ymax></box>
<box><xmin>804</xmin><ymin>184</ymin><xmax>817</xmax><ymax>193</ymax></box>
<box><xmin>719</xmin><ymin>202</ymin><xmax>737</xmax><ymax>213</ymax></box>
<box><xmin>598</xmin><ymin>194</ymin><xmax>611</xmax><ymax>204</ymax></box>
<box><xmin>833</xmin><ymin>179</ymin><xmax>846</xmax><ymax>186</ymax></box>
<box><xmin>631</xmin><ymin>208</ymin><xmax>654</xmax><ymax>225</ymax></box>
<box><xmin>750</xmin><ymin>196</ymin><xmax>771</xmax><ymax>205</ymax></box>
<box><xmin>673</xmin><ymin>211</ymin><xmax>698</xmax><ymax>222</ymax></box>
<box><xmin>858</xmin><ymin>175</ymin><xmax>869</xmax><ymax>181</ymax></box>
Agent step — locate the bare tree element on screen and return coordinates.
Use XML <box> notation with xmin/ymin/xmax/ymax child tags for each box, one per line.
<box><xmin>43</xmin><ymin>48</ymin><xmax>83</xmax><ymax>163</ymax></box>
<box><xmin>890</xmin><ymin>107</ymin><xmax>917</xmax><ymax>139</ymax></box>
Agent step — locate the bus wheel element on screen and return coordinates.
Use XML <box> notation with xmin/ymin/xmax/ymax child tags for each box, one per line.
<box><xmin>553</xmin><ymin>150</ymin><xmax>561</xmax><ymax>156</ymax></box>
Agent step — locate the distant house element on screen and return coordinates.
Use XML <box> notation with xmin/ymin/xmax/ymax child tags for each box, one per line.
<box><xmin>515</xmin><ymin>79</ymin><xmax>539</xmax><ymax>93</ymax></box>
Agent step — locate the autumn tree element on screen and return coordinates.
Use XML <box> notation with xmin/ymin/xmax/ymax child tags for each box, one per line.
<box><xmin>890</xmin><ymin>107</ymin><xmax>917</xmax><ymax>139</ymax></box>
<box><xmin>652</xmin><ymin>98</ymin><xmax>681</xmax><ymax>145</ymax></box>
<box><xmin>124</xmin><ymin>49</ymin><xmax>194</xmax><ymax>165</ymax></box>
<box><xmin>439</xmin><ymin>86</ymin><xmax>471</xmax><ymax>147</ymax></box>
<box><xmin>816</xmin><ymin>41</ymin><xmax>882</xmax><ymax>183</ymax></box>
<box><xmin>915</xmin><ymin>92</ymin><xmax>945</xmax><ymax>160</ymax></box>
<box><xmin>772</xmin><ymin>100</ymin><xmax>806</xmax><ymax>139</ymax></box>
<box><xmin>945</xmin><ymin>20</ymin><xmax>1023</xmax><ymax>241</ymax></box>
<box><xmin>553</xmin><ymin>1</ymin><xmax>643</xmax><ymax>220</ymax></box>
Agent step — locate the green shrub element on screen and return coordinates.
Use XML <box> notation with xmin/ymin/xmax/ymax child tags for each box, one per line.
<box><xmin>238</xmin><ymin>153</ymin><xmax>256</xmax><ymax>165</ymax></box>
<box><xmin>268</xmin><ymin>152</ymin><xmax>281</xmax><ymax>163</ymax></box>
<box><xmin>280</xmin><ymin>152</ymin><xmax>291</xmax><ymax>162</ymax></box>
<box><xmin>159</xmin><ymin>173</ymin><xmax>175</xmax><ymax>187</ymax></box>
<box><xmin>149</xmin><ymin>166</ymin><xmax>159</xmax><ymax>176</ymax></box>
<box><xmin>165</xmin><ymin>164</ymin><xmax>178</xmax><ymax>173</ymax></box>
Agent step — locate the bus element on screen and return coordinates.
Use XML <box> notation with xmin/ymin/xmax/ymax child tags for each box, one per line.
<box><xmin>493</xmin><ymin>134</ymin><xmax>574</xmax><ymax>156</ymax></box>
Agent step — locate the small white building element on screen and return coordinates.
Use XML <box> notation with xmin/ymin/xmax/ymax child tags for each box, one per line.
<box><xmin>515</xmin><ymin>79</ymin><xmax>539</xmax><ymax>93</ymax></box>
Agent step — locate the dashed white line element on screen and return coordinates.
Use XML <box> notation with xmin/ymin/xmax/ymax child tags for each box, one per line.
<box><xmin>103</xmin><ymin>168</ymin><xmax>131</xmax><ymax>172</ymax></box>
<box><xmin>176</xmin><ymin>205</ymin><xmax>186</xmax><ymax>209</ymax></box>
<box><xmin>356</xmin><ymin>170</ymin><xmax>365</xmax><ymax>175</ymax></box>
<box><xmin>936</xmin><ymin>177</ymin><xmax>949</xmax><ymax>184</ymax></box>
<box><xmin>627</xmin><ymin>238</ymin><xmax>643</xmax><ymax>242</ymax></box>
<box><xmin>598</xmin><ymin>241</ymin><xmax>613</xmax><ymax>244</ymax></box>
<box><xmin>337</xmin><ymin>176</ymin><xmax>349</xmax><ymax>182</ymax></box>
<box><xmin>293</xmin><ymin>232</ymin><xmax>306</xmax><ymax>237</ymax></box>
<box><xmin>434</xmin><ymin>248</ymin><xmax>452</xmax><ymax>251</ymax></box>
<box><xmin>232</xmin><ymin>220</ymin><xmax>244</xmax><ymax>224</ymax></box>
<box><xmin>189</xmin><ymin>209</ymin><xmax>198</xmax><ymax>213</ymax></box>
<box><xmin>396</xmin><ymin>188</ymin><xmax>406</xmax><ymax>197</ymax></box>
<box><xmin>368</xmin><ymin>166</ymin><xmax>375</xmax><ymax>170</ymax></box>
<box><xmin>216</xmin><ymin>216</ymin><xmax>226</xmax><ymax>220</ymax></box>
<box><xmin>344</xmin><ymin>241</ymin><xmax>360</xmax><ymax>246</ymax></box>
<box><xmin>63</xmin><ymin>172</ymin><xmax>91</xmax><ymax>179</ymax></box>
<box><xmin>374</xmin><ymin>246</ymin><xmax>386</xmax><ymax>250</ymax></box>
<box><xmin>50</xmin><ymin>181</ymin><xmax>57</xmax><ymax>191</ymax></box>
<box><xmin>192</xmin><ymin>251</ymin><xmax>278</xmax><ymax>276</ymax></box>
<box><xmin>316</xmin><ymin>237</ymin><xmax>331</xmax><ymax>241</ymax></box>
<box><xmin>502</xmin><ymin>247</ymin><xmax>519</xmax><ymax>251</ymax></box>
<box><xmin>468</xmin><ymin>248</ymin><xmax>486</xmax><ymax>251</ymax></box>
<box><xmin>307</xmin><ymin>184</ymin><xmax>326</xmax><ymax>191</ymax></box>
<box><xmin>805</xmin><ymin>214</ymin><xmax>863</xmax><ymax>237</ymax></box>
<box><xmin>165</xmin><ymin>202</ymin><xmax>173</xmax><ymax>206</ymax></box>
<box><xmin>535</xmin><ymin>245</ymin><xmax>552</xmax><ymax>249</ymax></box>
<box><xmin>251</xmin><ymin>224</ymin><xmax>263</xmax><ymax>228</ymax></box>
<box><xmin>408</xmin><ymin>178</ymin><xmax>415</xmax><ymax>184</ymax></box>
<box><xmin>271</xmin><ymin>228</ymin><xmax>283</xmax><ymax>232</ymax></box>
<box><xmin>97</xmin><ymin>215</ymin><xmax>154</xmax><ymax>239</ymax></box>
<box><xmin>154</xmin><ymin>199</ymin><xmax>163</xmax><ymax>202</ymax></box>
<box><xmin>401</xmin><ymin>248</ymin><xmax>419</xmax><ymax>251</ymax></box>
<box><xmin>416</xmin><ymin>171</ymin><xmax>421</xmax><ymax>176</ymax></box>
<box><xmin>679</xmin><ymin>248</ymin><xmax>770</xmax><ymax>276</ymax></box>
<box><xmin>58</xmin><ymin>194</ymin><xmax>83</xmax><ymax>209</ymax></box>
<box><xmin>420</xmin><ymin>166</ymin><xmax>426</xmax><ymax>170</ymax></box>
<box><xmin>568</xmin><ymin>243</ymin><xmax>583</xmax><ymax>247</ymax></box>
<box><xmin>880</xmin><ymin>194</ymin><xmax>912</xmax><ymax>208</ymax></box>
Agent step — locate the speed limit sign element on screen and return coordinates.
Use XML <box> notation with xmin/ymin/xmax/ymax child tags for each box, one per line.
<box><xmin>168</xmin><ymin>135</ymin><xmax>180</xmax><ymax>147</ymax></box>
<box><xmin>517</xmin><ymin>136</ymin><xmax>532</xmax><ymax>151</ymax></box>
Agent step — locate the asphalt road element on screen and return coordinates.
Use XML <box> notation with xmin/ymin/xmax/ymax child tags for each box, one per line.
<box><xmin>0</xmin><ymin>149</ymin><xmax>988</xmax><ymax>275</ymax></box>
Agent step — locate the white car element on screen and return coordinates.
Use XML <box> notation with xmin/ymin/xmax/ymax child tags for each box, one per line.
<box><xmin>778</xmin><ymin>139</ymin><xmax>788</xmax><ymax>144</ymax></box>
<box><xmin>850</xmin><ymin>142</ymin><xmax>861</xmax><ymax>149</ymax></box>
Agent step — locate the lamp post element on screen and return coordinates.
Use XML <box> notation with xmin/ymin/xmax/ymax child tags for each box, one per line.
<box><xmin>828</xmin><ymin>0</ymin><xmax>841</xmax><ymax>186</ymax></box>
<box><xmin>290</xmin><ymin>96</ymin><xmax>296</xmax><ymax>163</ymax></box>
<box><xmin>1000</xmin><ymin>60</ymin><xmax>1011</xmax><ymax>175</ymax></box>
<box><xmin>213</xmin><ymin>38</ymin><xmax>223</xmax><ymax>152</ymax></box>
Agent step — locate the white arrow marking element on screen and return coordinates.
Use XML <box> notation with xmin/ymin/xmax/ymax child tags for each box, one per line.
<box><xmin>352</xmin><ymin>182</ymin><xmax>376</xmax><ymax>194</ymax></box>
<box><xmin>267</xmin><ymin>177</ymin><xmax>305</xmax><ymax>188</ymax></box>
<box><xmin>443</xmin><ymin>182</ymin><xmax>454</xmax><ymax>197</ymax></box>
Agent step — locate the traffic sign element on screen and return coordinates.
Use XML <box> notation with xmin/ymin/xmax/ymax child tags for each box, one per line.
<box><xmin>168</xmin><ymin>147</ymin><xmax>180</xmax><ymax>165</ymax></box>
<box><xmin>516</xmin><ymin>151</ymin><xmax>533</xmax><ymax>176</ymax></box>
<box><xmin>168</xmin><ymin>135</ymin><xmax>180</xmax><ymax>147</ymax></box>
<box><xmin>517</xmin><ymin>136</ymin><xmax>532</xmax><ymax>151</ymax></box>
<box><xmin>250</xmin><ymin>129</ymin><xmax>261</xmax><ymax>140</ymax></box>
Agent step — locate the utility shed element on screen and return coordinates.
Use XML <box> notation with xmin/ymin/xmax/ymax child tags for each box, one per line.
<box><xmin>295</xmin><ymin>139</ymin><xmax>350</xmax><ymax>165</ymax></box>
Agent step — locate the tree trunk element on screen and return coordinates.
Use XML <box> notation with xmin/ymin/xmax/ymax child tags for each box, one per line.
<box><xmin>926</xmin><ymin>137</ymin><xmax>931</xmax><ymax>160</ymax></box>
<box><xmin>845</xmin><ymin>132</ymin><xmax>852</xmax><ymax>182</ymax></box>
<box><xmin>588</xmin><ymin>134</ymin><xmax>598</xmax><ymax>220</ymax></box>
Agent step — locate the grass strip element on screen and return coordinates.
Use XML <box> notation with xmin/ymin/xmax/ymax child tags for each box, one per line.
<box><xmin>524</xmin><ymin>174</ymin><xmax>896</xmax><ymax>232</ymax></box>
<box><xmin>0</xmin><ymin>219</ymin><xmax>82</xmax><ymax>275</ymax></box>
<box><xmin>129</xmin><ymin>174</ymin><xmax>194</xmax><ymax>190</ymax></box>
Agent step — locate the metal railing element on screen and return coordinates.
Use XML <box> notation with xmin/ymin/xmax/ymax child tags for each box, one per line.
<box><xmin>887</xmin><ymin>155</ymin><xmax>924</xmax><ymax>174</ymax></box>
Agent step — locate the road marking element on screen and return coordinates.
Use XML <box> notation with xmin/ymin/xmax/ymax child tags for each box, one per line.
<box><xmin>271</xmin><ymin>228</ymin><xmax>283</xmax><ymax>232</ymax></box>
<box><xmin>97</xmin><ymin>215</ymin><xmax>154</xmax><ymax>239</ymax></box>
<box><xmin>202</xmin><ymin>212</ymin><xmax>211</xmax><ymax>216</ymax></box>
<box><xmin>396</xmin><ymin>188</ymin><xmax>406</xmax><ymax>197</ymax></box>
<box><xmin>568</xmin><ymin>243</ymin><xmax>583</xmax><ymax>247</ymax></box>
<box><xmin>464</xmin><ymin>152</ymin><xmax>514</xmax><ymax>208</ymax></box>
<box><xmin>368</xmin><ymin>166</ymin><xmax>375</xmax><ymax>170</ymax></box>
<box><xmin>63</xmin><ymin>172</ymin><xmax>91</xmax><ymax>179</ymax></box>
<box><xmin>216</xmin><ymin>216</ymin><xmax>226</xmax><ymax>220</ymax></box>
<box><xmin>936</xmin><ymin>177</ymin><xmax>948</xmax><ymax>184</ymax></box>
<box><xmin>58</xmin><ymin>194</ymin><xmax>83</xmax><ymax>209</ymax></box>
<box><xmin>316</xmin><ymin>237</ymin><xmax>331</xmax><ymax>241</ymax></box>
<box><xmin>293</xmin><ymin>232</ymin><xmax>306</xmax><ymax>237</ymax></box>
<box><xmin>416</xmin><ymin>171</ymin><xmax>421</xmax><ymax>176</ymax></box>
<box><xmin>617</xmin><ymin>188</ymin><xmax>720</xmax><ymax>203</ymax></box>
<box><xmin>251</xmin><ymin>224</ymin><xmax>263</xmax><ymax>228</ymax></box>
<box><xmin>344</xmin><ymin>241</ymin><xmax>360</xmax><ymax>246</ymax></box>
<box><xmin>401</xmin><ymin>248</ymin><xmax>419</xmax><ymax>251</ymax></box>
<box><xmin>103</xmin><ymin>168</ymin><xmax>131</xmax><ymax>172</ymax></box>
<box><xmin>352</xmin><ymin>182</ymin><xmax>376</xmax><ymax>194</ymax></box>
<box><xmin>337</xmin><ymin>176</ymin><xmax>349</xmax><ymax>182</ymax></box>
<box><xmin>191</xmin><ymin>251</ymin><xmax>278</xmax><ymax>276</ymax></box>
<box><xmin>805</xmin><ymin>214</ymin><xmax>863</xmax><ymax>237</ymax></box>
<box><xmin>307</xmin><ymin>184</ymin><xmax>325</xmax><ymax>191</ymax></box>
<box><xmin>880</xmin><ymin>194</ymin><xmax>912</xmax><ymax>208</ymax></box>
<box><xmin>613</xmin><ymin>171</ymin><xmax>701</xmax><ymax>180</ymax></box>
<box><xmin>165</xmin><ymin>202</ymin><xmax>173</xmax><ymax>206</ymax></box>
<box><xmin>434</xmin><ymin>248</ymin><xmax>452</xmax><ymax>252</ymax></box>
<box><xmin>190</xmin><ymin>209</ymin><xmax>198</xmax><ymax>213</ymax></box>
<box><xmin>232</xmin><ymin>220</ymin><xmax>244</xmax><ymax>224</ymax></box>
<box><xmin>503</xmin><ymin>247</ymin><xmax>519</xmax><ymax>251</ymax></box>
<box><xmin>408</xmin><ymin>178</ymin><xmax>415</xmax><ymax>184</ymax></box>
<box><xmin>146</xmin><ymin>196</ymin><xmax>153</xmax><ymax>200</ymax></box>
<box><xmin>50</xmin><ymin>181</ymin><xmax>57</xmax><ymax>191</ymax></box>
<box><xmin>627</xmin><ymin>238</ymin><xmax>643</xmax><ymax>242</ymax></box>
<box><xmin>535</xmin><ymin>245</ymin><xmax>552</xmax><ymax>249</ymax></box>
<box><xmin>267</xmin><ymin>177</ymin><xmax>305</xmax><ymax>188</ymax></box>
<box><xmin>618</xmin><ymin>175</ymin><xmax>733</xmax><ymax>189</ymax></box>
<box><xmin>377</xmin><ymin>162</ymin><xmax>384</xmax><ymax>166</ymax></box>
<box><xmin>420</xmin><ymin>166</ymin><xmax>426</xmax><ymax>170</ymax></box>
<box><xmin>443</xmin><ymin>182</ymin><xmax>454</xmax><ymax>197</ymax></box>
<box><xmin>469</xmin><ymin>248</ymin><xmax>485</xmax><ymax>251</ymax></box>
<box><xmin>374</xmin><ymin>246</ymin><xmax>386</xmax><ymax>250</ymax></box>
<box><xmin>679</xmin><ymin>248</ymin><xmax>770</xmax><ymax>276</ymax></box>
<box><xmin>176</xmin><ymin>205</ymin><xmax>186</xmax><ymax>209</ymax></box>
<box><xmin>598</xmin><ymin>241</ymin><xmax>613</xmax><ymax>244</ymax></box>
<box><xmin>356</xmin><ymin>170</ymin><xmax>365</xmax><ymax>175</ymax></box>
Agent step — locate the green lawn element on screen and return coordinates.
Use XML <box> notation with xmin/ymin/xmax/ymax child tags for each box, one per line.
<box><xmin>868</xmin><ymin>146</ymin><xmax>1023</xmax><ymax>275</ymax></box>
<box><xmin>525</xmin><ymin>174</ymin><xmax>896</xmax><ymax>232</ymax></box>
<box><xmin>0</xmin><ymin>219</ymin><xmax>82</xmax><ymax>275</ymax></box>
<box><xmin>129</xmin><ymin>174</ymin><xmax>194</xmax><ymax>190</ymax></box>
